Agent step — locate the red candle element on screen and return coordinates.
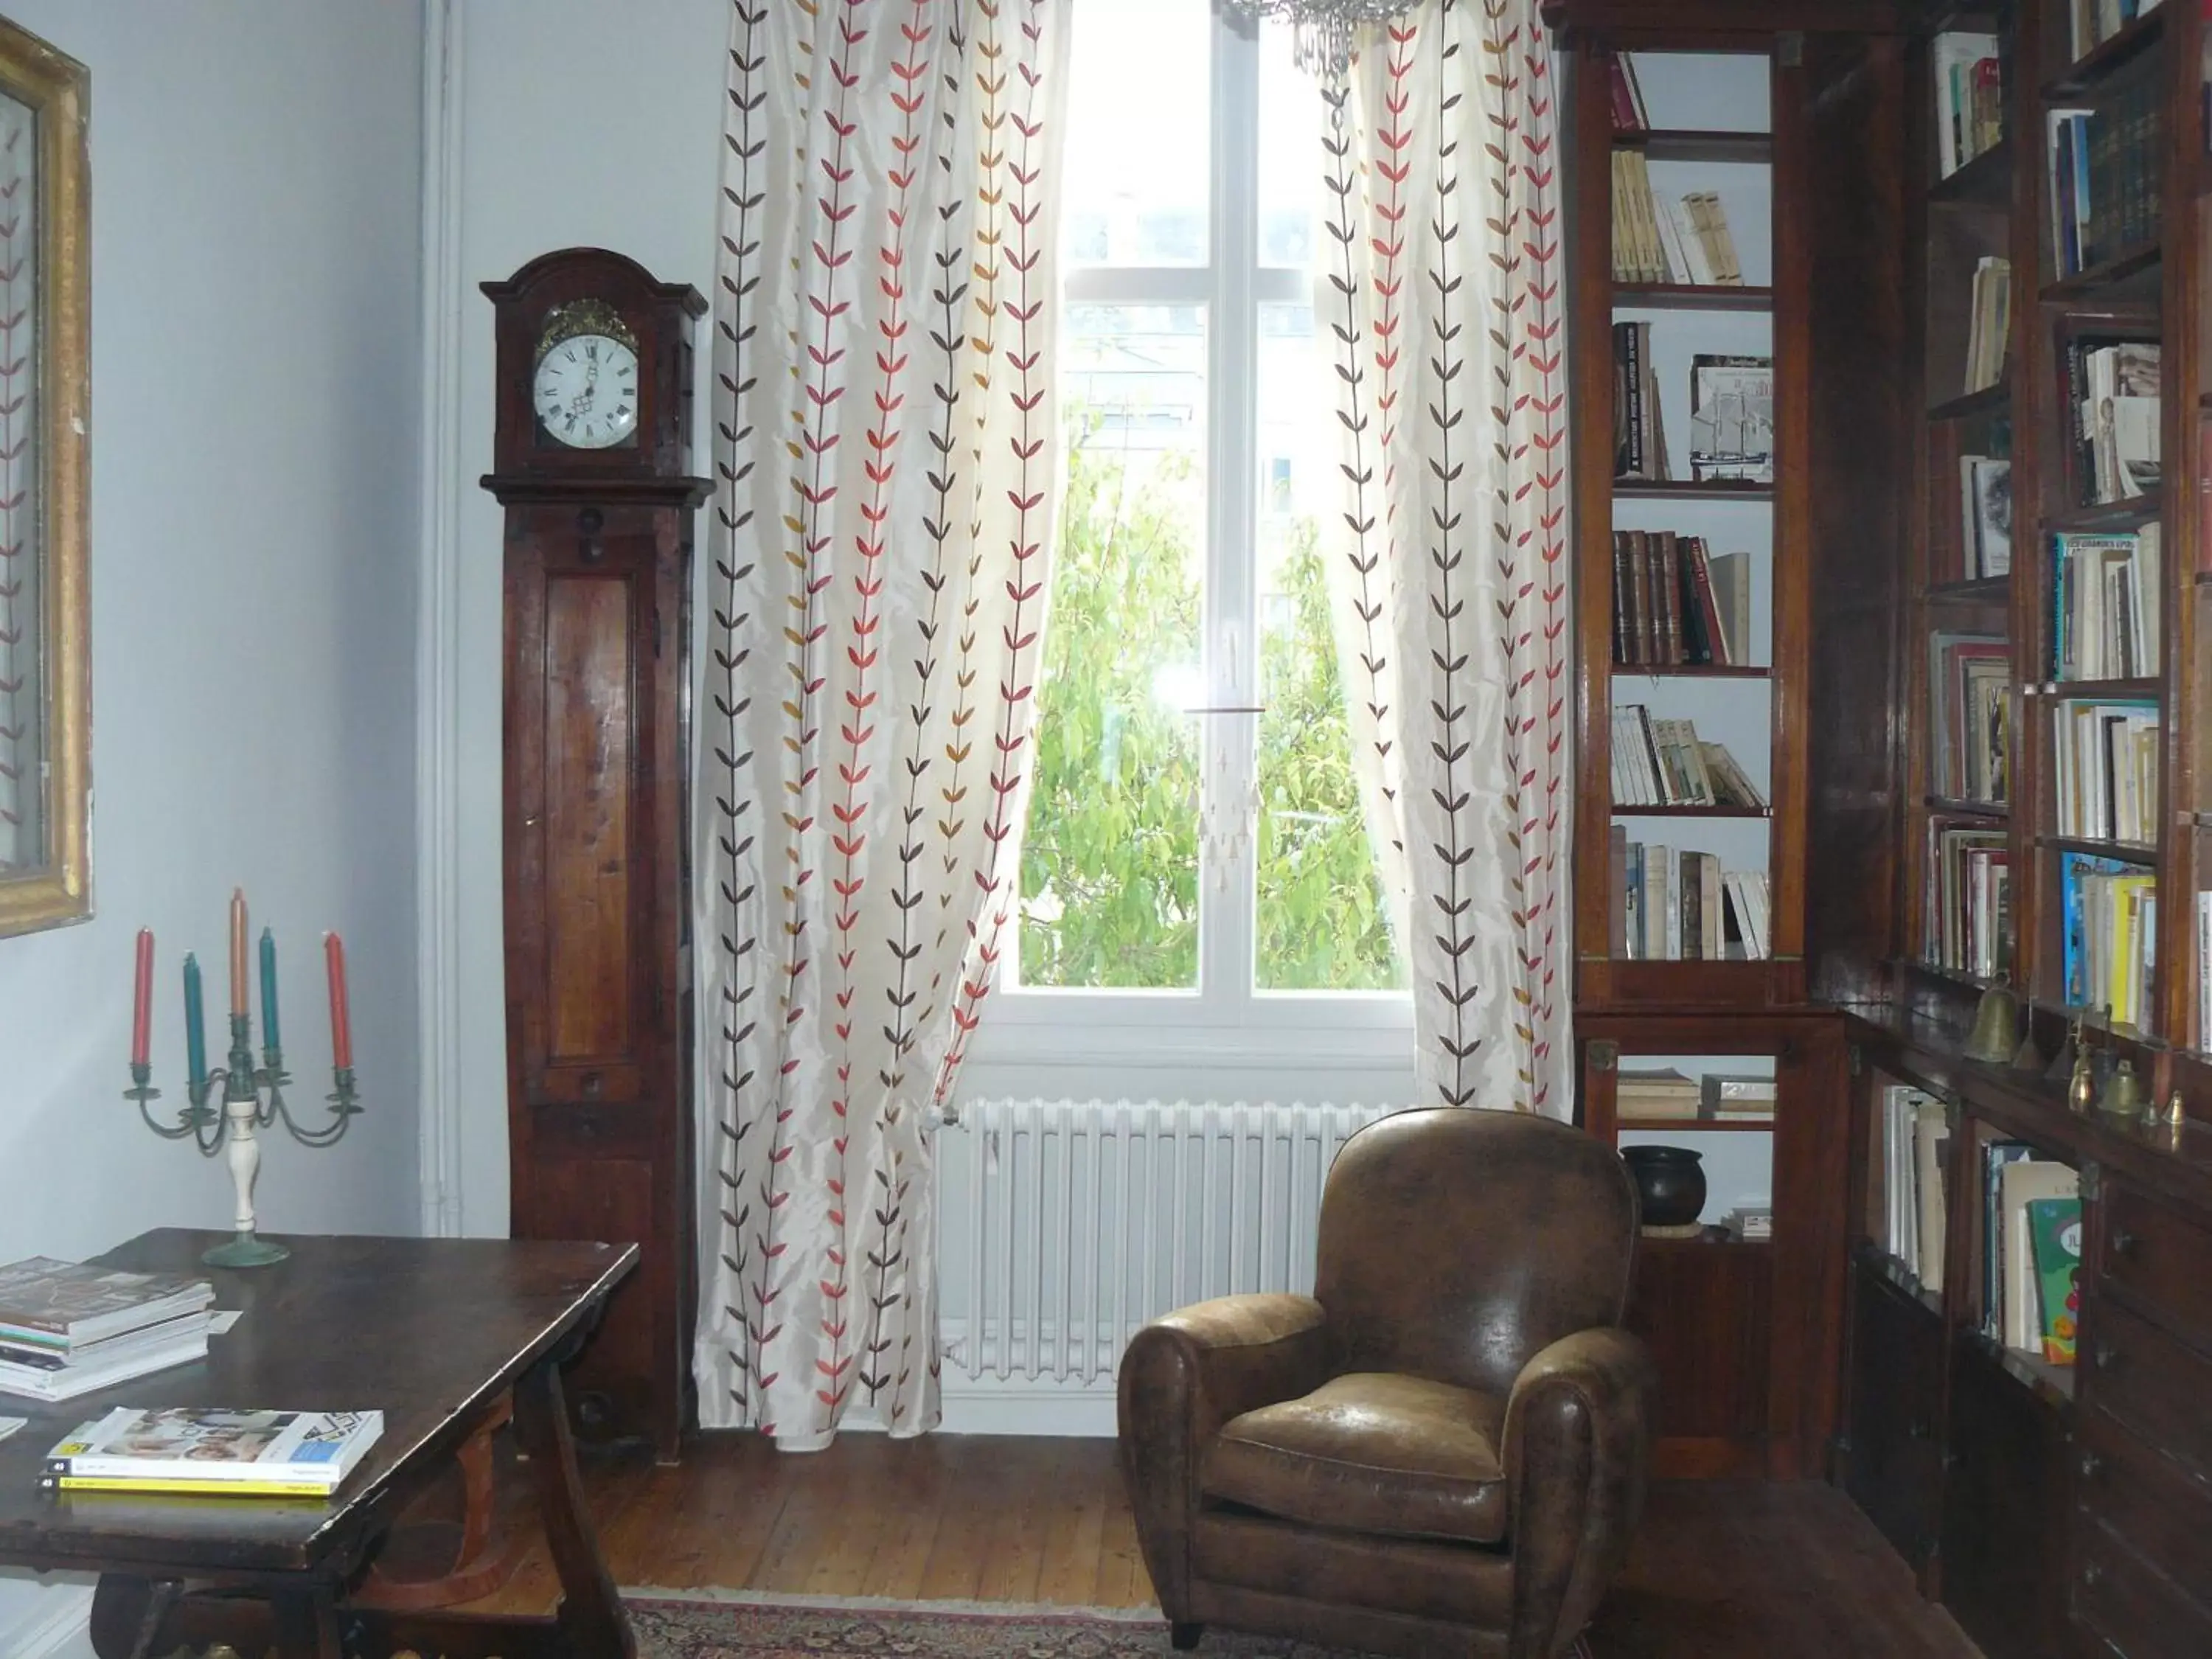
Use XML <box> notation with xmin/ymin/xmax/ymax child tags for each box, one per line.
<box><xmin>130</xmin><ymin>928</ymin><xmax>154</xmax><ymax>1068</ymax></box>
<box><xmin>229</xmin><ymin>889</ymin><xmax>248</xmax><ymax>1018</ymax></box>
<box><xmin>325</xmin><ymin>931</ymin><xmax>352</xmax><ymax>1071</ymax></box>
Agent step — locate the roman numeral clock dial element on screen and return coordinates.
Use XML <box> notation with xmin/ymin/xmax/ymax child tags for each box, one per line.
<box><xmin>532</xmin><ymin>327</ymin><xmax>639</xmax><ymax>450</ymax></box>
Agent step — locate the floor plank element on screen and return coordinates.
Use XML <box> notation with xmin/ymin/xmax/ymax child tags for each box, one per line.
<box><xmin>456</xmin><ymin>1433</ymin><xmax>1980</xmax><ymax>1658</ymax></box>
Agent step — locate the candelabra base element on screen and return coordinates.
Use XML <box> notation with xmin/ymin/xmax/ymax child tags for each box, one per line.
<box><xmin>202</xmin><ymin>1228</ymin><xmax>289</xmax><ymax>1269</ymax></box>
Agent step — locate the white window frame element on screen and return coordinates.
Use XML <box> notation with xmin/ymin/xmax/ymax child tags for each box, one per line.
<box><xmin>968</xmin><ymin>4</ymin><xmax>1413</xmax><ymax>1085</ymax></box>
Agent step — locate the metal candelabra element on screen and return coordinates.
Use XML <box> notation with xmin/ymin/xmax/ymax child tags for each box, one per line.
<box><xmin>125</xmin><ymin>987</ymin><xmax>361</xmax><ymax>1270</ymax></box>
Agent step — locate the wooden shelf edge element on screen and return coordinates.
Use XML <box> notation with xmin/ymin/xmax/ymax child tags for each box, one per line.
<box><xmin>1612</xmin><ymin>479</ymin><xmax>1775</xmax><ymax>502</ymax></box>
<box><xmin>1613</xmin><ymin>127</ymin><xmax>1772</xmax><ymax>164</ymax></box>
<box><xmin>2040</xmin><ymin>7</ymin><xmax>2165</xmax><ymax>97</ymax></box>
<box><xmin>1927</xmin><ymin>383</ymin><xmax>2008</xmax><ymax>422</ymax></box>
<box><xmin>1615</xmin><ymin>1115</ymin><xmax>1777</xmax><ymax>1132</ymax></box>
<box><xmin>1923</xmin><ymin>795</ymin><xmax>2009</xmax><ymax>819</ymax></box>
<box><xmin>2037</xmin><ymin>834</ymin><xmax>2160</xmax><ymax>865</ymax></box>
<box><xmin>2039</xmin><ymin>241</ymin><xmax>2162</xmax><ymax>301</ymax></box>
<box><xmin>1610</xmin><ymin>663</ymin><xmax>1773</xmax><ymax>678</ymax></box>
<box><xmin>2045</xmin><ymin>492</ymin><xmax>2161</xmax><ymax>533</ymax></box>
<box><xmin>1611</xmin><ymin>804</ymin><xmax>1772</xmax><ymax>818</ymax></box>
<box><xmin>1613</xmin><ymin>282</ymin><xmax>1775</xmax><ymax>312</ymax></box>
<box><xmin>1927</xmin><ymin>139</ymin><xmax>2012</xmax><ymax>208</ymax></box>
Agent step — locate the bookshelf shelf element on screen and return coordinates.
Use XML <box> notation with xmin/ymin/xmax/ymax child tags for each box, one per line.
<box><xmin>1853</xmin><ymin>1242</ymin><xmax>1942</xmax><ymax>1319</ymax></box>
<box><xmin>1613</xmin><ymin>1115</ymin><xmax>1775</xmax><ymax>1133</ymax></box>
<box><xmin>1610</xmin><ymin>663</ymin><xmax>1771</xmax><ymax>679</ymax></box>
<box><xmin>1927</xmin><ymin>383</ymin><xmax>2008</xmax><ymax>421</ymax></box>
<box><xmin>2043</xmin><ymin>493</ymin><xmax>2159</xmax><ymax>532</ymax></box>
<box><xmin>1925</xmin><ymin>577</ymin><xmax>2011</xmax><ymax>605</ymax></box>
<box><xmin>1612</xmin><ymin>128</ymin><xmax>1772</xmax><ymax>164</ymax></box>
<box><xmin>1637</xmin><ymin>1233</ymin><xmax>1773</xmax><ymax>1253</ymax></box>
<box><xmin>2037</xmin><ymin>240</ymin><xmax>2160</xmax><ymax>301</ymax></box>
<box><xmin>1610</xmin><ymin>479</ymin><xmax>1775</xmax><ymax>502</ymax></box>
<box><xmin>2037</xmin><ymin>833</ymin><xmax>2159</xmax><ymax>864</ymax></box>
<box><xmin>1610</xmin><ymin>804</ymin><xmax>1772</xmax><ymax>819</ymax></box>
<box><xmin>1928</xmin><ymin>139</ymin><xmax>2012</xmax><ymax>209</ymax></box>
<box><xmin>1980</xmin><ymin>1332</ymin><xmax>2077</xmax><ymax>1410</ymax></box>
<box><xmin>1924</xmin><ymin>795</ymin><xmax>2008</xmax><ymax>818</ymax></box>
<box><xmin>1610</xmin><ymin>282</ymin><xmax>1775</xmax><ymax>312</ymax></box>
<box><xmin>2039</xmin><ymin>6</ymin><xmax>2163</xmax><ymax>96</ymax></box>
<box><xmin>2048</xmin><ymin>674</ymin><xmax>2160</xmax><ymax>695</ymax></box>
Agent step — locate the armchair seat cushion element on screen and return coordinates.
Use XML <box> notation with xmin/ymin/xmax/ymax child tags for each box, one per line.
<box><xmin>1202</xmin><ymin>1371</ymin><xmax>1509</xmax><ymax>1546</ymax></box>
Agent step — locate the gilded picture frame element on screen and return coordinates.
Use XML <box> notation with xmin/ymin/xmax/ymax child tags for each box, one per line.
<box><xmin>0</xmin><ymin>15</ymin><xmax>88</xmax><ymax>936</ymax></box>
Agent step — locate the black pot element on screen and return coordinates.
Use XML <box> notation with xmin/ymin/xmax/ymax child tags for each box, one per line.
<box><xmin>1621</xmin><ymin>1145</ymin><xmax>1706</xmax><ymax>1228</ymax></box>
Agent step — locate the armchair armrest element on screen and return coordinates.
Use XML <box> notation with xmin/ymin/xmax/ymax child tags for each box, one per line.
<box><xmin>1116</xmin><ymin>1294</ymin><xmax>1329</xmax><ymax>1614</ymax></box>
<box><xmin>1502</xmin><ymin>1326</ymin><xmax>1658</xmax><ymax>1655</ymax></box>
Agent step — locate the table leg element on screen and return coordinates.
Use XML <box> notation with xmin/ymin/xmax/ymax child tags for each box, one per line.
<box><xmin>87</xmin><ymin>1575</ymin><xmax>181</xmax><ymax>1659</ymax></box>
<box><xmin>272</xmin><ymin>1586</ymin><xmax>344</xmax><ymax>1659</ymax></box>
<box><xmin>513</xmin><ymin>1349</ymin><xmax>635</xmax><ymax>1659</ymax></box>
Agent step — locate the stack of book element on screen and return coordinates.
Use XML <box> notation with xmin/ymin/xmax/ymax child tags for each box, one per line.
<box><xmin>1610</xmin><ymin>706</ymin><xmax>1766</xmax><ymax>809</ymax></box>
<box><xmin>1688</xmin><ymin>355</ymin><xmax>1774</xmax><ymax>484</ymax></box>
<box><xmin>1978</xmin><ymin>1144</ymin><xmax>2081</xmax><ymax>1363</ymax></box>
<box><xmin>2054</xmin><ymin>698</ymin><xmax>2160</xmax><ymax>843</ymax></box>
<box><xmin>1874</xmin><ymin>1085</ymin><xmax>1949</xmax><ymax>1294</ymax></box>
<box><xmin>2064</xmin><ymin>0</ymin><xmax>2166</xmax><ymax>63</ymax></box>
<box><xmin>1610</xmin><ymin>157</ymin><xmax>1745</xmax><ymax>287</ymax></box>
<box><xmin>1702</xmin><ymin>1074</ymin><xmax>1778</xmax><ymax>1122</ymax></box>
<box><xmin>2199</xmin><ymin>894</ymin><xmax>2211</xmax><ymax>1052</ymax></box>
<box><xmin>1957</xmin><ymin>454</ymin><xmax>2012</xmax><ymax>580</ymax></box>
<box><xmin>1933</xmin><ymin>32</ymin><xmax>2003</xmax><ymax>179</ymax></box>
<box><xmin>41</xmin><ymin>1406</ymin><xmax>384</xmax><ymax>1498</ymax></box>
<box><xmin>1928</xmin><ymin>633</ymin><xmax>2010</xmax><ymax>804</ymax></box>
<box><xmin>1608</xmin><ymin>51</ymin><xmax>1649</xmax><ymax>133</ymax></box>
<box><xmin>1615</xmin><ymin>1068</ymin><xmax>1700</xmax><ymax>1121</ymax></box>
<box><xmin>1925</xmin><ymin>818</ymin><xmax>2011</xmax><ymax>981</ymax></box>
<box><xmin>2048</xmin><ymin>90</ymin><xmax>2163</xmax><ymax>279</ymax></box>
<box><xmin>2067</xmin><ymin>338</ymin><xmax>2160</xmax><ymax>504</ymax></box>
<box><xmin>2060</xmin><ymin>852</ymin><xmax>2156</xmax><ymax>1027</ymax></box>
<box><xmin>1723</xmin><ymin>1206</ymin><xmax>1774</xmax><ymax>1243</ymax></box>
<box><xmin>2053</xmin><ymin>524</ymin><xmax>2161</xmax><ymax>678</ymax></box>
<box><xmin>1961</xmin><ymin>257</ymin><xmax>2011</xmax><ymax>395</ymax></box>
<box><xmin>0</xmin><ymin>1259</ymin><xmax>213</xmax><ymax>1402</ymax></box>
<box><xmin>1612</xmin><ymin>321</ymin><xmax>1669</xmax><ymax>480</ymax></box>
<box><xmin>1610</xmin><ymin>832</ymin><xmax>1771</xmax><ymax>961</ymax></box>
<box><xmin>1609</xmin><ymin>532</ymin><xmax>1752</xmax><ymax>667</ymax></box>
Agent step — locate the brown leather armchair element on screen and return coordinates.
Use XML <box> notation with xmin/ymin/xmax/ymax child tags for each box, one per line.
<box><xmin>1118</xmin><ymin>1107</ymin><xmax>1656</xmax><ymax>1659</ymax></box>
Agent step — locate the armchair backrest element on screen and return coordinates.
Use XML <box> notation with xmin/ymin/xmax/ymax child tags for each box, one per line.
<box><xmin>1312</xmin><ymin>1107</ymin><xmax>1639</xmax><ymax>1395</ymax></box>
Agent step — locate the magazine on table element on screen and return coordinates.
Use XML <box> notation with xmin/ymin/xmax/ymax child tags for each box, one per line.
<box><xmin>43</xmin><ymin>1407</ymin><xmax>383</xmax><ymax>1495</ymax></box>
<box><xmin>0</xmin><ymin>1259</ymin><xmax>212</xmax><ymax>1347</ymax></box>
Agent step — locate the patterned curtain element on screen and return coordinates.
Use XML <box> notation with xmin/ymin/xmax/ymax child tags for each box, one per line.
<box><xmin>1317</xmin><ymin>0</ymin><xmax>1573</xmax><ymax>1116</ymax></box>
<box><xmin>696</xmin><ymin>0</ymin><xmax>1069</xmax><ymax>1446</ymax></box>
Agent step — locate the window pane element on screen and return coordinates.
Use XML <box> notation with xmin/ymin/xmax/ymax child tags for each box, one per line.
<box><xmin>1064</xmin><ymin>0</ymin><xmax>1210</xmax><ymax>268</ymax></box>
<box><xmin>1020</xmin><ymin>305</ymin><xmax>1208</xmax><ymax>989</ymax></box>
<box><xmin>1257</xmin><ymin>24</ymin><xmax>1318</xmax><ymax>269</ymax></box>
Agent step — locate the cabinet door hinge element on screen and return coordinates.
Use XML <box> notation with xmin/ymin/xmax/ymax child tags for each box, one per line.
<box><xmin>1848</xmin><ymin>1043</ymin><xmax>1864</xmax><ymax>1077</ymax></box>
<box><xmin>2080</xmin><ymin>1160</ymin><xmax>2101</xmax><ymax>1203</ymax></box>
<box><xmin>1589</xmin><ymin>1039</ymin><xmax>1618</xmax><ymax>1073</ymax></box>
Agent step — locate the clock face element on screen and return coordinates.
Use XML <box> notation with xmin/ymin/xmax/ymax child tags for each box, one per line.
<box><xmin>533</xmin><ymin>333</ymin><xmax>640</xmax><ymax>450</ymax></box>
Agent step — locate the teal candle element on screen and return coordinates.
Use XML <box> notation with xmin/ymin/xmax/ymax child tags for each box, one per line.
<box><xmin>259</xmin><ymin>927</ymin><xmax>281</xmax><ymax>1052</ymax></box>
<box><xmin>183</xmin><ymin>952</ymin><xmax>208</xmax><ymax>1092</ymax></box>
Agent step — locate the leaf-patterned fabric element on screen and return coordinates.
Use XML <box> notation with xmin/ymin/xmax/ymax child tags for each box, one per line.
<box><xmin>1317</xmin><ymin>0</ymin><xmax>1572</xmax><ymax>1116</ymax></box>
<box><xmin>696</xmin><ymin>0</ymin><xmax>1068</xmax><ymax>1444</ymax></box>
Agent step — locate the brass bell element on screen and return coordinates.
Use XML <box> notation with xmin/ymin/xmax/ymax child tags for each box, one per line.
<box><xmin>2067</xmin><ymin>1045</ymin><xmax>2097</xmax><ymax>1115</ymax></box>
<box><xmin>1964</xmin><ymin>978</ymin><xmax>2022</xmax><ymax>1062</ymax></box>
<box><xmin>2168</xmin><ymin>1090</ymin><xmax>2189</xmax><ymax>1130</ymax></box>
<box><xmin>2097</xmin><ymin>1057</ymin><xmax>2149</xmax><ymax>1122</ymax></box>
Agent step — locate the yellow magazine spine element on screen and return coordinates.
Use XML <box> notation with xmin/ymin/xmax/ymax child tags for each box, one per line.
<box><xmin>46</xmin><ymin>1474</ymin><xmax>334</xmax><ymax>1498</ymax></box>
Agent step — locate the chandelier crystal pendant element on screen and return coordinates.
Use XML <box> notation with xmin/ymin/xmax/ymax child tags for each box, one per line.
<box><xmin>1220</xmin><ymin>0</ymin><xmax>1411</xmax><ymax>86</ymax></box>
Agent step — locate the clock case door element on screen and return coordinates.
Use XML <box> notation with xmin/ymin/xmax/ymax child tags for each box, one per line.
<box><xmin>484</xmin><ymin>249</ymin><xmax>709</xmax><ymax>1456</ymax></box>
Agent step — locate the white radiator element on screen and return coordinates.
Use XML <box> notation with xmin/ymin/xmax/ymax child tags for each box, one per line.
<box><xmin>939</xmin><ymin>1099</ymin><xmax>1397</xmax><ymax>1388</ymax></box>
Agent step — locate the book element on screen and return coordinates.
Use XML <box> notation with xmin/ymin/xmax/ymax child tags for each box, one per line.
<box><xmin>2053</xmin><ymin>698</ymin><xmax>2159</xmax><ymax>842</ymax></box>
<box><xmin>1961</xmin><ymin>257</ymin><xmax>2011</xmax><ymax>395</ymax></box>
<box><xmin>1609</xmin><ymin>53</ymin><xmax>1649</xmax><ymax>133</ymax></box>
<box><xmin>1913</xmin><ymin>1100</ymin><xmax>1950</xmax><ymax>1290</ymax></box>
<box><xmin>2051</xmin><ymin>526</ymin><xmax>2160</xmax><ymax>679</ymax></box>
<box><xmin>1998</xmin><ymin>1163</ymin><xmax>2078</xmax><ymax>1352</ymax></box>
<box><xmin>1688</xmin><ymin>355</ymin><xmax>1773</xmax><ymax>484</ymax></box>
<box><xmin>1616</xmin><ymin>1068</ymin><xmax>1701</xmax><ymax>1121</ymax></box>
<box><xmin>44</xmin><ymin>1407</ymin><xmax>384</xmax><ymax>1495</ymax></box>
<box><xmin>2026</xmin><ymin>1197</ymin><xmax>2084</xmax><ymax>1363</ymax></box>
<box><xmin>1928</xmin><ymin>633</ymin><xmax>2010</xmax><ymax>804</ymax></box>
<box><xmin>0</xmin><ymin>1259</ymin><xmax>213</xmax><ymax>1350</ymax></box>
<box><xmin>1925</xmin><ymin>816</ymin><xmax>2010</xmax><ymax>978</ymax></box>
<box><xmin>1701</xmin><ymin>1074</ymin><xmax>1777</xmax><ymax>1120</ymax></box>
<box><xmin>1933</xmin><ymin>33</ymin><xmax>2003</xmax><ymax>178</ymax></box>
<box><xmin>2059</xmin><ymin>851</ymin><xmax>2157</xmax><ymax>1026</ymax></box>
<box><xmin>1613</xmin><ymin>321</ymin><xmax>1669</xmax><ymax>479</ymax></box>
<box><xmin>1959</xmin><ymin>456</ymin><xmax>2012</xmax><ymax>580</ymax></box>
<box><xmin>0</xmin><ymin>1329</ymin><xmax>210</xmax><ymax>1402</ymax></box>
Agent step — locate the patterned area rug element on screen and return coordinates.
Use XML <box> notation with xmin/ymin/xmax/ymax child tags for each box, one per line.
<box><xmin>622</xmin><ymin>1590</ymin><xmax>1358</xmax><ymax>1659</ymax></box>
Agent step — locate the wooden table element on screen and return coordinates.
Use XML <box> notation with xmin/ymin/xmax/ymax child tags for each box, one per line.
<box><xmin>0</xmin><ymin>1228</ymin><xmax>640</xmax><ymax>1658</ymax></box>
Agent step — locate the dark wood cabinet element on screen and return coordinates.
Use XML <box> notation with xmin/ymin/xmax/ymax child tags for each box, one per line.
<box><xmin>485</xmin><ymin>250</ymin><xmax>709</xmax><ymax>1456</ymax></box>
<box><xmin>1939</xmin><ymin>1335</ymin><xmax>2069</xmax><ymax>1659</ymax></box>
<box><xmin>1841</xmin><ymin>1259</ymin><xmax>1944</xmax><ymax>1569</ymax></box>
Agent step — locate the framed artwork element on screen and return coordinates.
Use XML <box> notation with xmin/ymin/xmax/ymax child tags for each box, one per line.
<box><xmin>0</xmin><ymin>15</ymin><xmax>87</xmax><ymax>937</ymax></box>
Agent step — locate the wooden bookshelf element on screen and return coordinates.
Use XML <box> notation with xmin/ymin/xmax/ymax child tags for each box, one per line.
<box><xmin>1818</xmin><ymin>7</ymin><xmax>2212</xmax><ymax>1657</ymax></box>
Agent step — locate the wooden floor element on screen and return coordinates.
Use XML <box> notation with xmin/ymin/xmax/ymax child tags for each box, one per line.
<box><xmin>462</xmin><ymin>1433</ymin><xmax>1980</xmax><ymax>1658</ymax></box>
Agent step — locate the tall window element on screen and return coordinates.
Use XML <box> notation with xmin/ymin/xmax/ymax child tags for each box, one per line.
<box><xmin>1001</xmin><ymin>0</ymin><xmax>1408</xmax><ymax>1065</ymax></box>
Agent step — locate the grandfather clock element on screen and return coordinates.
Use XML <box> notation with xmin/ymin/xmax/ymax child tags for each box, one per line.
<box><xmin>482</xmin><ymin>248</ymin><xmax>707</xmax><ymax>1456</ymax></box>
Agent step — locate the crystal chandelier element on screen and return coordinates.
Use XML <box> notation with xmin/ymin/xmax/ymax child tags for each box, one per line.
<box><xmin>1220</xmin><ymin>0</ymin><xmax>1411</xmax><ymax>86</ymax></box>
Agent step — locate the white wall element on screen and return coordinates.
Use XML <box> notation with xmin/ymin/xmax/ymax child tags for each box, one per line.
<box><xmin>444</xmin><ymin>0</ymin><xmax>726</xmax><ymax>1237</ymax></box>
<box><xmin>0</xmin><ymin>2</ymin><xmax>425</xmax><ymax>1649</ymax></box>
